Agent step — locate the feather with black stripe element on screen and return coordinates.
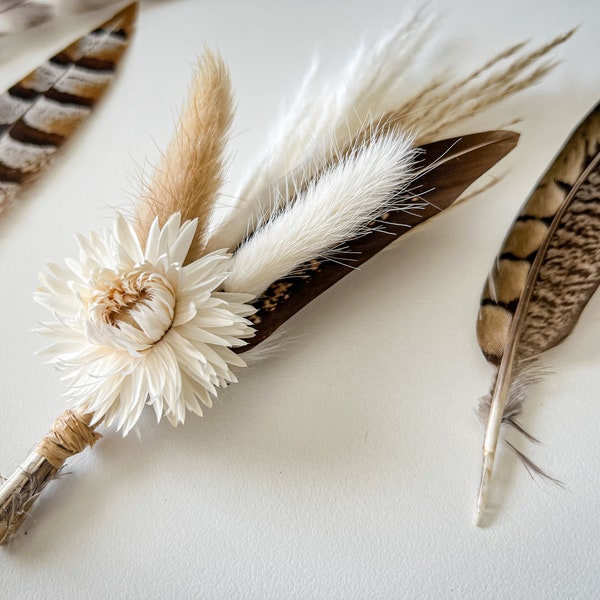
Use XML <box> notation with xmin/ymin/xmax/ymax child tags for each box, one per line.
<box><xmin>0</xmin><ymin>1</ymin><xmax>137</xmax><ymax>213</ymax></box>
<box><xmin>0</xmin><ymin>0</ymin><xmax>125</xmax><ymax>35</ymax></box>
<box><xmin>475</xmin><ymin>101</ymin><xmax>600</xmax><ymax>525</ymax></box>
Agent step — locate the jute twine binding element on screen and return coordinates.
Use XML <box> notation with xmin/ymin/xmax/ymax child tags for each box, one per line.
<box><xmin>36</xmin><ymin>409</ymin><xmax>102</xmax><ymax>469</ymax></box>
<box><xmin>1</xmin><ymin>409</ymin><xmax>101</xmax><ymax>544</ymax></box>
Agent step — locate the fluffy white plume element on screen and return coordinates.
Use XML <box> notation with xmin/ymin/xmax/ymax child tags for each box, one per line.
<box><xmin>224</xmin><ymin>131</ymin><xmax>416</xmax><ymax>297</ymax></box>
<box><xmin>206</xmin><ymin>8</ymin><xmax>431</xmax><ymax>253</ymax></box>
<box><xmin>206</xmin><ymin>13</ymin><xmax>572</xmax><ymax>258</ymax></box>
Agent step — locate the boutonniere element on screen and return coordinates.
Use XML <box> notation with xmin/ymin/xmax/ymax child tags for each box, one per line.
<box><xmin>0</xmin><ymin>3</ymin><xmax>571</xmax><ymax>544</ymax></box>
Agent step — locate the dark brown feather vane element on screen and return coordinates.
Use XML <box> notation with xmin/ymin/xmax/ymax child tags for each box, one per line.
<box><xmin>240</xmin><ymin>130</ymin><xmax>519</xmax><ymax>352</ymax></box>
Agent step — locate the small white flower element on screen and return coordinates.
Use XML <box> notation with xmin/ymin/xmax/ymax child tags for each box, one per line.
<box><xmin>35</xmin><ymin>212</ymin><xmax>256</xmax><ymax>434</ymax></box>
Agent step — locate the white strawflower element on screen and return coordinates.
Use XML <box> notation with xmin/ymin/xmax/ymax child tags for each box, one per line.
<box><xmin>35</xmin><ymin>212</ymin><xmax>256</xmax><ymax>434</ymax></box>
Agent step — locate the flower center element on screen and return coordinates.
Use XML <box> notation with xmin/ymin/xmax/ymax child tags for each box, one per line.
<box><xmin>99</xmin><ymin>277</ymin><xmax>152</xmax><ymax>327</ymax></box>
<box><xmin>89</xmin><ymin>269</ymin><xmax>176</xmax><ymax>351</ymax></box>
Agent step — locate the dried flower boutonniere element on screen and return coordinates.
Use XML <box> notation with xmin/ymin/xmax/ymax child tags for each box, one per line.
<box><xmin>0</xmin><ymin>4</ymin><xmax>571</xmax><ymax>544</ymax></box>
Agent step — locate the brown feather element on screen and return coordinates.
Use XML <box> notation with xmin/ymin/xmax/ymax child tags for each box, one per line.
<box><xmin>0</xmin><ymin>2</ymin><xmax>137</xmax><ymax>213</ymax></box>
<box><xmin>475</xmin><ymin>101</ymin><xmax>600</xmax><ymax>524</ymax></box>
<box><xmin>135</xmin><ymin>50</ymin><xmax>233</xmax><ymax>263</ymax></box>
<box><xmin>240</xmin><ymin>130</ymin><xmax>519</xmax><ymax>352</ymax></box>
<box><xmin>0</xmin><ymin>1</ymin><xmax>126</xmax><ymax>35</ymax></box>
<box><xmin>477</xmin><ymin>102</ymin><xmax>600</xmax><ymax>364</ymax></box>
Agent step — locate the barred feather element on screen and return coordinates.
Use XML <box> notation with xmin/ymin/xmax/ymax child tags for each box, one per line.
<box><xmin>0</xmin><ymin>0</ymin><xmax>125</xmax><ymax>34</ymax></box>
<box><xmin>0</xmin><ymin>2</ymin><xmax>137</xmax><ymax>212</ymax></box>
<box><xmin>477</xmin><ymin>103</ymin><xmax>600</xmax><ymax>363</ymax></box>
<box><xmin>475</xmin><ymin>101</ymin><xmax>600</xmax><ymax>525</ymax></box>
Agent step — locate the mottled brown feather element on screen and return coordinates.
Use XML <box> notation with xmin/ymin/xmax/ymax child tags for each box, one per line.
<box><xmin>517</xmin><ymin>157</ymin><xmax>600</xmax><ymax>358</ymax></box>
<box><xmin>477</xmin><ymin>102</ymin><xmax>600</xmax><ymax>363</ymax></box>
<box><xmin>475</xmin><ymin>101</ymin><xmax>600</xmax><ymax>512</ymax></box>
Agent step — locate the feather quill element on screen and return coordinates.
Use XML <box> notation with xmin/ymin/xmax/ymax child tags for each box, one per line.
<box><xmin>0</xmin><ymin>0</ymin><xmax>125</xmax><ymax>34</ymax></box>
<box><xmin>475</xmin><ymin>101</ymin><xmax>600</xmax><ymax>525</ymax></box>
<box><xmin>0</xmin><ymin>2</ymin><xmax>137</xmax><ymax>213</ymax></box>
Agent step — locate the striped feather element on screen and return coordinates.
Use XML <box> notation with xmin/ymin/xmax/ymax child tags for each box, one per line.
<box><xmin>475</xmin><ymin>101</ymin><xmax>600</xmax><ymax>525</ymax></box>
<box><xmin>477</xmin><ymin>102</ymin><xmax>600</xmax><ymax>363</ymax></box>
<box><xmin>0</xmin><ymin>2</ymin><xmax>137</xmax><ymax>212</ymax></box>
<box><xmin>0</xmin><ymin>1</ymin><xmax>124</xmax><ymax>35</ymax></box>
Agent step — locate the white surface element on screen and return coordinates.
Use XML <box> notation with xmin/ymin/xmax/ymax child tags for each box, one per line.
<box><xmin>0</xmin><ymin>1</ymin><xmax>599</xmax><ymax>598</ymax></box>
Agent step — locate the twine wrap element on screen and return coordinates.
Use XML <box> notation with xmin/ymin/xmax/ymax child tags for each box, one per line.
<box><xmin>36</xmin><ymin>409</ymin><xmax>102</xmax><ymax>469</ymax></box>
<box><xmin>1</xmin><ymin>409</ymin><xmax>101</xmax><ymax>544</ymax></box>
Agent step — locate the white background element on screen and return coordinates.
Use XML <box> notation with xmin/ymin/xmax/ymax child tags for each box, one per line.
<box><xmin>0</xmin><ymin>1</ymin><xmax>599</xmax><ymax>598</ymax></box>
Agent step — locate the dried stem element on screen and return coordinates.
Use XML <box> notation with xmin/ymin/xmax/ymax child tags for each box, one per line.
<box><xmin>385</xmin><ymin>30</ymin><xmax>575</xmax><ymax>145</ymax></box>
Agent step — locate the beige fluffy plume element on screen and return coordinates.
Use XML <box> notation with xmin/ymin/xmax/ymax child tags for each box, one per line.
<box><xmin>135</xmin><ymin>50</ymin><xmax>233</xmax><ymax>263</ymax></box>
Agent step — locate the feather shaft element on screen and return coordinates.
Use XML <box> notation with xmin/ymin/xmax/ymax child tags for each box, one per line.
<box><xmin>477</xmin><ymin>336</ymin><xmax>518</xmax><ymax>522</ymax></box>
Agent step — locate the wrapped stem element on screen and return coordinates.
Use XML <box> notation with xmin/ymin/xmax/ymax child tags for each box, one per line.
<box><xmin>0</xmin><ymin>408</ymin><xmax>101</xmax><ymax>545</ymax></box>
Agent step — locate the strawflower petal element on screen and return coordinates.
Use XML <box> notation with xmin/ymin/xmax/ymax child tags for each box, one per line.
<box><xmin>35</xmin><ymin>212</ymin><xmax>256</xmax><ymax>432</ymax></box>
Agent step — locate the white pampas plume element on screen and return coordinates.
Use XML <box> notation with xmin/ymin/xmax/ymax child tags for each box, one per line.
<box><xmin>206</xmin><ymin>14</ymin><xmax>573</xmax><ymax>256</ymax></box>
<box><xmin>224</xmin><ymin>130</ymin><xmax>416</xmax><ymax>297</ymax></box>
<box><xmin>206</xmin><ymin>8</ymin><xmax>431</xmax><ymax>253</ymax></box>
